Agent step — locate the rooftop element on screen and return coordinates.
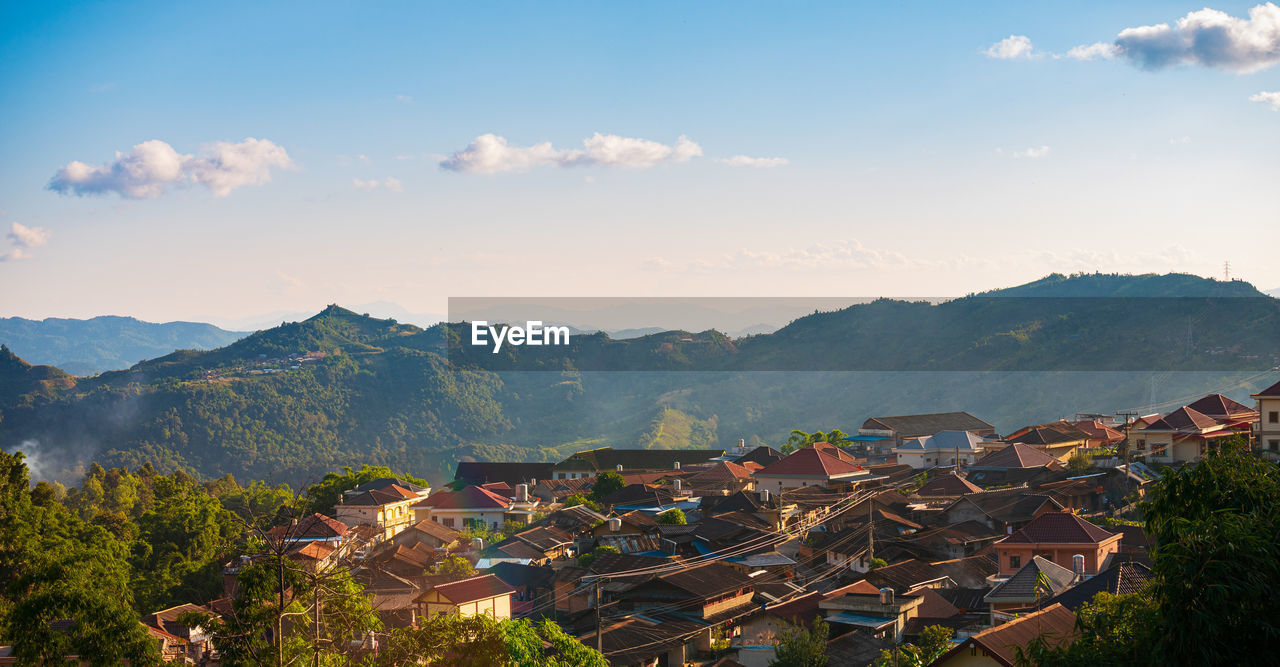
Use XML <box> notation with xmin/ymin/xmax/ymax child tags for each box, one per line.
<box><xmin>424</xmin><ymin>574</ymin><xmax>516</xmax><ymax>605</ymax></box>
<box><xmin>861</xmin><ymin>411</ymin><xmax>995</xmax><ymax>437</ymax></box>
<box><xmin>1000</xmin><ymin>511</ymin><xmax>1118</xmax><ymax>545</ymax></box>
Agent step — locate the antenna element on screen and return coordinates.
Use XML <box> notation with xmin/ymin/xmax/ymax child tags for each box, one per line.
<box><xmin>1224</xmin><ymin>261</ymin><xmax>1231</xmax><ymax>281</ymax></box>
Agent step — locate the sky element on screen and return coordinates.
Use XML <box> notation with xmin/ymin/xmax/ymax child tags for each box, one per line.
<box><xmin>2</xmin><ymin>1</ymin><xmax>1280</xmax><ymax>326</ymax></box>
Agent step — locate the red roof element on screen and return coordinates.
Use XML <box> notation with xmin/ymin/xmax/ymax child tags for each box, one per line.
<box><xmin>971</xmin><ymin>443</ymin><xmax>1060</xmax><ymax>469</ymax></box>
<box><xmin>1253</xmin><ymin>380</ymin><xmax>1280</xmax><ymax>398</ymax></box>
<box><xmin>1145</xmin><ymin>406</ymin><xmax>1221</xmax><ymax>431</ymax></box>
<box><xmin>937</xmin><ymin>604</ymin><xmax>1077</xmax><ymax>666</ymax></box>
<box><xmin>415</xmin><ymin>485</ymin><xmax>511</xmax><ymax>510</ymax></box>
<box><xmin>426</xmin><ymin>574</ymin><xmax>516</xmax><ymax>604</ymax></box>
<box><xmin>1186</xmin><ymin>393</ymin><xmax>1258</xmax><ymax>420</ymax></box>
<box><xmin>266</xmin><ymin>513</ymin><xmax>348</xmax><ymax>540</ymax></box>
<box><xmin>1070</xmin><ymin>420</ymin><xmax>1125</xmax><ymax>443</ymax></box>
<box><xmin>999</xmin><ymin>511</ymin><xmax>1118</xmax><ymax>545</ymax></box>
<box><xmin>755</xmin><ymin>447</ymin><xmax>865</xmax><ymax>478</ymax></box>
<box><xmin>916</xmin><ymin>473</ymin><xmax>983</xmax><ymax>497</ymax></box>
<box><xmin>689</xmin><ymin>461</ymin><xmax>754</xmax><ymax>484</ymax></box>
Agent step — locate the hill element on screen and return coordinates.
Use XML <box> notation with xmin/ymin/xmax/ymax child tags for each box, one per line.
<box><xmin>0</xmin><ymin>315</ymin><xmax>247</xmax><ymax>375</ymax></box>
<box><xmin>1</xmin><ymin>274</ymin><xmax>1277</xmax><ymax>487</ymax></box>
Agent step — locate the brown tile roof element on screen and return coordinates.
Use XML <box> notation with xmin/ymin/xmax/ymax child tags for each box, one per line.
<box><xmin>754</xmin><ymin>447</ymin><xmax>866</xmax><ymax>478</ymax></box>
<box><xmin>1007</xmin><ymin>424</ymin><xmax>1091</xmax><ymax>446</ymax></box>
<box><xmin>1186</xmin><ymin>393</ymin><xmax>1258</xmax><ymax>420</ymax></box>
<box><xmin>141</xmin><ymin>603</ymin><xmax>214</xmax><ymax>641</ymax></box>
<box><xmin>916</xmin><ymin>473</ymin><xmax>983</xmax><ymax>497</ymax></box>
<box><xmin>454</xmin><ymin>461</ymin><xmax>554</xmax><ymax>486</ymax></box>
<box><xmin>266</xmin><ymin>513</ymin><xmax>348</xmax><ymax>541</ymax></box>
<box><xmin>861</xmin><ymin>411</ymin><xmax>994</xmax><ymax>436</ymax></box>
<box><xmin>1145</xmin><ymin>405</ymin><xmax>1222</xmax><ymax>431</ymax></box>
<box><xmin>657</xmin><ymin>562</ymin><xmax>755</xmax><ymax>598</ymax></box>
<box><xmin>970</xmin><ymin>443</ymin><xmax>1061</xmax><ymax>469</ymax></box>
<box><xmin>999</xmin><ymin>511</ymin><xmax>1118</xmax><ymax>545</ymax></box>
<box><xmin>942</xmin><ymin>604</ymin><xmax>1077</xmax><ymax>666</ymax></box>
<box><xmin>764</xmin><ymin>591</ymin><xmax>824</xmax><ymax>627</ymax></box>
<box><xmin>408</xmin><ymin>519</ymin><xmax>461</xmax><ymax>543</ymax></box>
<box><xmin>1070</xmin><ymin>420</ymin><xmax>1125</xmax><ymax>443</ymax></box>
<box><xmin>688</xmin><ymin>461</ymin><xmax>755</xmax><ymax>484</ymax></box>
<box><xmin>985</xmin><ymin>556</ymin><xmax>1076</xmax><ymax>603</ymax></box>
<box><xmin>414</xmin><ymin>485</ymin><xmax>511</xmax><ymax>510</ymax></box>
<box><xmin>424</xmin><ymin>574</ymin><xmax>515</xmax><ymax>605</ymax></box>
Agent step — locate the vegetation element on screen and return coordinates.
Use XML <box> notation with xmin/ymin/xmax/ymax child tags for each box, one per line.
<box><xmin>577</xmin><ymin>546</ymin><xmax>620</xmax><ymax>568</ymax></box>
<box><xmin>770</xmin><ymin>615</ymin><xmax>830</xmax><ymax>667</ymax></box>
<box><xmin>657</xmin><ymin>508</ymin><xmax>687</xmax><ymax>525</ymax></box>
<box><xmin>589</xmin><ymin>470</ymin><xmax>626</xmax><ymax>501</ymax></box>
<box><xmin>429</xmin><ymin>555</ymin><xmax>477</xmax><ymax>579</ymax></box>
<box><xmin>373</xmin><ymin>613</ymin><xmax>608</xmax><ymax>666</ymax></box>
<box><xmin>1066</xmin><ymin>452</ymin><xmax>1094</xmax><ymax>475</ymax></box>
<box><xmin>562</xmin><ymin>494</ymin><xmax>602</xmax><ymax>512</ymax></box>
<box><xmin>874</xmin><ymin>625</ymin><xmax>954</xmax><ymax>667</ymax></box>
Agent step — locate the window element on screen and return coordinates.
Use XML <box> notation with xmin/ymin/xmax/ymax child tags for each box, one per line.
<box><xmin>441</xmin><ymin>518</ymin><xmax>455</xmax><ymax>528</ymax></box>
<box><xmin>1009</xmin><ymin>555</ymin><xmax>1021</xmax><ymax>569</ymax></box>
<box><xmin>1136</xmin><ymin>439</ymin><xmax>1146</xmax><ymax>451</ymax></box>
<box><xmin>1270</xmin><ymin>440</ymin><xmax>1279</xmax><ymax>451</ymax></box>
<box><xmin>1270</xmin><ymin>411</ymin><xmax>1278</xmax><ymax>424</ymax></box>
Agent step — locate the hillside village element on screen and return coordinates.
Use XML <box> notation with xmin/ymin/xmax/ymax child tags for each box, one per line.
<box><xmin>14</xmin><ymin>379</ymin><xmax>1276</xmax><ymax>665</ymax></box>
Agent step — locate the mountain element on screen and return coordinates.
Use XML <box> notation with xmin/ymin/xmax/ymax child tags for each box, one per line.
<box><xmin>0</xmin><ymin>315</ymin><xmax>247</xmax><ymax>375</ymax></box>
<box><xmin>2</xmin><ymin>274</ymin><xmax>1277</xmax><ymax>487</ymax></box>
<box><xmin>1267</xmin><ymin>287</ymin><xmax>1280</xmax><ymax>298</ymax></box>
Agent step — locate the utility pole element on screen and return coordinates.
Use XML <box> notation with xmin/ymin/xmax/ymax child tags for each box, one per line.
<box><xmin>594</xmin><ymin>578</ymin><xmax>603</xmax><ymax>654</ymax></box>
<box><xmin>867</xmin><ymin>499</ymin><xmax>874</xmax><ymax>569</ymax></box>
<box><xmin>1116</xmin><ymin>411</ymin><xmax>1140</xmax><ymax>509</ymax></box>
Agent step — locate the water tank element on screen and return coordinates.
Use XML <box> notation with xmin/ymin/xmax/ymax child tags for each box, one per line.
<box><xmin>529</xmin><ymin>478</ymin><xmax>537</xmax><ymax>486</ymax></box>
<box><xmin>674</xmin><ymin>461</ymin><xmax>681</xmax><ymax>470</ymax></box>
<box><xmin>673</xmin><ymin>479</ymin><xmax>682</xmax><ymax>493</ymax></box>
<box><xmin>471</xmin><ymin>537</ymin><xmax>484</xmax><ymax>551</ymax></box>
<box><xmin>616</xmin><ymin>464</ymin><xmax>624</xmax><ymax>472</ymax></box>
<box><xmin>761</xmin><ymin>489</ymin><xmax>770</xmax><ymax>503</ymax></box>
<box><xmin>515</xmin><ymin>483</ymin><xmax>529</xmax><ymax>502</ymax></box>
<box><xmin>609</xmin><ymin>518</ymin><xmax>622</xmax><ymax>532</ymax></box>
<box><xmin>1073</xmin><ymin>554</ymin><xmax>1086</xmax><ymax>575</ymax></box>
<box><xmin>879</xmin><ymin>587</ymin><xmax>894</xmax><ymax>605</ymax></box>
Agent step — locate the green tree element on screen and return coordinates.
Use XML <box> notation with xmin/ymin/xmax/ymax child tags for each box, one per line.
<box><xmin>303</xmin><ymin>465</ymin><xmax>427</xmax><ymax>516</ymax></box>
<box><xmin>589</xmin><ymin>470</ymin><xmax>626</xmax><ymax>501</ymax></box>
<box><xmin>563</xmin><ymin>494</ymin><xmax>601</xmax><ymax>511</ymax></box>
<box><xmin>1014</xmin><ymin>590</ymin><xmax>1159</xmax><ymax>666</ymax></box>
<box><xmin>770</xmin><ymin>615</ymin><xmax>829</xmax><ymax>667</ymax></box>
<box><xmin>874</xmin><ymin>625</ymin><xmax>953</xmax><ymax>667</ymax></box>
<box><xmin>1066</xmin><ymin>452</ymin><xmax>1093</xmax><ymax>475</ymax></box>
<box><xmin>429</xmin><ymin>555</ymin><xmax>477</xmax><ymax>579</ymax></box>
<box><xmin>374</xmin><ymin>613</ymin><xmax>607</xmax><ymax>666</ymax></box>
<box><xmin>657</xmin><ymin>508</ymin><xmax>687</xmax><ymax>525</ymax></box>
<box><xmin>577</xmin><ymin>545</ymin><xmax>620</xmax><ymax>568</ymax></box>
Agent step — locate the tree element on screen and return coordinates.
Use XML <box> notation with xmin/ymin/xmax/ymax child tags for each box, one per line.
<box><xmin>577</xmin><ymin>545</ymin><xmax>620</xmax><ymax>568</ymax></box>
<box><xmin>770</xmin><ymin>615</ymin><xmax>829</xmax><ymax>667</ymax></box>
<box><xmin>1014</xmin><ymin>591</ymin><xmax>1159</xmax><ymax>666</ymax></box>
<box><xmin>589</xmin><ymin>470</ymin><xmax>626</xmax><ymax>501</ymax></box>
<box><xmin>373</xmin><ymin>613</ymin><xmax>608</xmax><ymax>667</ymax></box>
<box><xmin>874</xmin><ymin>625</ymin><xmax>953</xmax><ymax>667</ymax></box>
<box><xmin>429</xmin><ymin>555</ymin><xmax>477</xmax><ymax>579</ymax></box>
<box><xmin>303</xmin><ymin>465</ymin><xmax>426</xmax><ymax>515</ymax></box>
<box><xmin>1066</xmin><ymin>452</ymin><xmax>1093</xmax><ymax>475</ymax></box>
<box><xmin>869</xmin><ymin>557</ymin><xmax>888</xmax><ymax>570</ymax></box>
<box><xmin>562</xmin><ymin>494</ymin><xmax>601</xmax><ymax>511</ymax></box>
<box><xmin>657</xmin><ymin>508</ymin><xmax>687</xmax><ymax>525</ymax></box>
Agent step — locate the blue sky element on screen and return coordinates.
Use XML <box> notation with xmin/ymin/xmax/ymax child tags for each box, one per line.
<box><xmin>2</xmin><ymin>1</ymin><xmax>1279</xmax><ymax>324</ymax></box>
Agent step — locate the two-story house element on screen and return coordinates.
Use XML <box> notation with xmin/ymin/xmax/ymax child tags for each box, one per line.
<box><xmin>993</xmin><ymin>511</ymin><xmax>1121</xmax><ymax>578</ymax></box>
<box><xmin>1253</xmin><ymin>380</ymin><xmax>1280</xmax><ymax>453</ymax></box>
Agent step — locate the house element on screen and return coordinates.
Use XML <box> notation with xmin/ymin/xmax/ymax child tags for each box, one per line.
<box><xmin>752</xmin><ymin>446</ymin><xmax>886</xmax><ymax>494</ymax></box>
<box><xmin>964</xmin><ymin>443</ymin><xmax>1064</xmax><ymax>489</ymax></box>
<box><xmin>993</xmin><ymin>511</ymin><xmax>1121</xmax><ymax>576</ymax></box>
<box><xmin>1005</xmin><ymin>560</ymin><xmax>1152</xmax><ymax>615</ymax></box>
<box><xmin>732</xmin><ymin>592</ymin><xmax>823</xmax><ymax>667</ymax></box>
<box><xmin>140</xmin><ymin>603</ymin><xmax>218</xmax><ymax>664</ymax></box>
<box><xmin>490</xmin><ymin>525</ymin><xmax>574</xmax><ymax>565</ymax></box>
<box><xmin>552</xmin><ymin>446</ymin><xmax>725</xmax><ymax>479</ymax></box>
<box><xmin>928</xmin><ymin>603</ymin><xmax>1077</xmax><ymax>667</ymax></box>
<box><xmin>893</xmin><ymin>430</ymin><xmax>985</xmax><ymax>469</ymax></box>
<box><xmin>388</xmin><ymin>518</ymin><xmax>461</xmax><ymax>552</ymax></box>
<box><xmin>1068</xmin><ymin>419</ymin><xmax>1126</xmax><ymax>449</ymax></box>
<box><xmin>1002</xmin><ymin>423</ymin><xmax>1091</xmax><ymax>462</ymax></box>
<box><xmin>915</xmin><ymin>473</ymin><xmax>983</xmax><ymax>498</ymax></box>
<box><xmin>1130</xmin><ymin>394</ymin><xmax>1259</xmax><ymax>463</ymax></box>
<box><xmin>414</xmin><ymin>574</ymin><xmax>516</xmax><ymax>620</ymax></box>
<box><xmin>935</xmin><ymin>488</ymin><xmax>1063</xmax><ymax>532</ymax></box>
<box><xmin>334</xmin><ymin>481</ymin><xmax>425</xmax><ymax>541</ymax></box>
<box><xmin>531</xmin><ymin>476</ymin><xmax>595</xmax><ymax>502</ymax></box>
<box><xmin>687</xmin><ymin>460</ymin><xmax>759</xmax><ymax>491</ymax></box>
<box><xmin>983</xmin><ymin>556</ymin><xmax>1077</xmax><ymax>624</ymax></box>
<box><xmin>412</xmin><ymin>485</ymin><xmax>513</xmax><ymax>531</ymax></box>
<box><xmin>265</xmin><ymin>513</ymin><xmax>349</xmax><ymax>545</ymax></box>
<box><xmin>488</xmin><ymin>561</ymin><xmax>556</xmax><ymax>617</ymax></box>
<box><xmin>859</xmin><ymin>412</ymin><xmax>996</xmax><ymax>455</ymax></box>
<box><xmin>734</xmin><ymin>445</ymin><xmax>785</xmax><ymax>468</ymax></box>
<box><xmin>819</xmin><ymin>588</ymin><xmax>925</xmax><ymax>642</ymax></box>
<box><xmin>454</xmin><ymin>461</ymin><xmax>554</xmax><ymax>487</ymax></box>
<box><xmin>1252</xmin><ymin>380</ymin><xmax>1280</xmax><ymax>453</ymax></box>
<box><xmin>617</xmin><ymin>561</ymin><xmax>758</xmax><ymax>620</ymax></box>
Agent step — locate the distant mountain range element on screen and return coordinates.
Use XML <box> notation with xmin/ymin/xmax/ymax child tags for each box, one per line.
<box><xmin>0</xmin><ymin>316</ymin><xmax>248</xmax><ymax>376</ymax></box>
<box><xmin>2</xmin><ymin>272</ymin><xmax>1277</xmax><ymax>486</ymax></box>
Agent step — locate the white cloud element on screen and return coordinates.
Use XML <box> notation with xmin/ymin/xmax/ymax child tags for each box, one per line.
<box><xmin>49</xmin><ymin>138</ymin><xmax>292</xmax><ymax>199</ymax></box>
<box><xmin>985</xmin><ymin>35</ymin><xmax>1038</xmax><ymax>59</ymax></box>
<box><xmin>1112</xmin><ymin>3</ymin><xmax>1280</xmax><ymax>72</ymax></box>
<box><xmin>1012</xmin><ymin>145</ymin><xmax>1051</xmax><ymax>159</ymax></box>
<box><xmin>440</xmin><ymin>133</ymin><xmax>704</xmax><ymax>174</ymax></box>
<box><xmin>716</xmin><ymin>155</ymin><xmax>790</xmax><ymax>168</ymax></box>
<box><xmin>1066</xmin><ymin>42</ymin><xmax>1120</xmax><ymax>61</ymax></box>
<box><xmin>1250</xmin><ymin>90</ymin><xmax>1280</xmax><ymax>108</ymax></box>
<box><xmin>395</xmin><ymin>94</ymin><xmax>413</xmax><ymax>103</ymax></box>
<box><xmin>1170</xmin><ymin>136</ymin><xmax>1192</xmax><ymax>144</ymax></box>
<box><xmin>645</xmin><ymin>240</ymin><xmax>959</xmax><ymax>275</ymax></box>
<box><xmin>8</xmin><ymin>223</ymin><xmax>50</xmax><ymax>248</ymax></box>
<box><xmin>0</xmin><ymin>248</ymin><xmax>31</xmax><ymax>262</ymax></box>
<box><xmin>352</xmin><ymin>177</ymin><xmax>403</xmax><ymax>192</ymax></box>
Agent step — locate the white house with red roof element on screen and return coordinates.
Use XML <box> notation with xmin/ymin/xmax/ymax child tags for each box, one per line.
<box><xmin>1252</xmin><ymin>380</ymin><xmax>1280</xmax><ymax>453</ymax></box>
<box><xmin>334</xmin><ymin>479</ymin><xmax>430</xmax><ymax>541</ymax></box>
<box><xmin>751</xmin><ymin>445</ymin><xmax>885</xmax><ymax>495</ymax></box>
<box><xmin>1130</xmin><ymin>393</ymin><xmax>1258</xmax><ymax>463</ymax></box>
<box><xmin>412</xmin><ymin>485</ymin><xmax>515</xmax><ymax>531</ymax></box>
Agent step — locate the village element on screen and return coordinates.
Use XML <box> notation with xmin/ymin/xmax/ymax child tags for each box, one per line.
<box><xmin>25</xmin><ymin>379</ymin><xmax>1280</xmax><ymax>666</ymax></box>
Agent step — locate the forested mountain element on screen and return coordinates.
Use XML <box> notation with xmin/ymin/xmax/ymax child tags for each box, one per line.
<box><xmin>0</xmin><ymin>315</ymin><xmax>247</xmax><ymax>375</ymax></box>
<box><xmin>1</xmin><ymin>273</ymin><xmax>1277</xmax><ymax>488</ymax></box>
